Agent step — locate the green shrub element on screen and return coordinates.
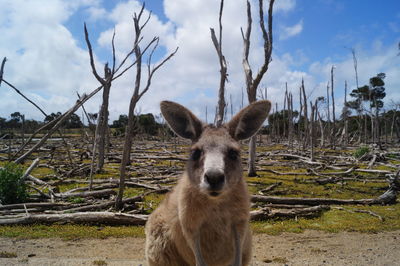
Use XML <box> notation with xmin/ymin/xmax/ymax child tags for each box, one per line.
<box><xmin>0</xmin><ymin>163</ymin><xmax>28</xmax><ymax>204</ymax></box>
<box><xmin>68</xmin><ymin>197</ymin><xmax>85</xmax><ymax>204</ymax></box>
<box><xmin>353</xmin><ymin>146</ymin><xmax>370</xmax><ymax>159</ymax></box>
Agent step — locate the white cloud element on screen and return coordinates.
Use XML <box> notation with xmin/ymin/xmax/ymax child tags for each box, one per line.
<box><xmin>274</xmin><ymin>0</ymin><xmax>296</xmax><ymax>13</ymax></box>
<box><xmin>279</xmin><ymin>19</ymin><xmax>303</xmax><ymax>40</ymax></box>
<box><xmin>86</xmin><ymin>6</ymin><xmax>107</xmax><ymax>21</ymax></box>
<box><xmin>0</xmin><ymin>0</ymin><xmax>100</xmax><ymax>120</ymax></box>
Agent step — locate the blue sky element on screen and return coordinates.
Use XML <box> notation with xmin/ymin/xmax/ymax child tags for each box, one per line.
<box><xmin>0</xmin><ymin>0</ymin><xmax>399</xmax><ymax>122</ymax></box>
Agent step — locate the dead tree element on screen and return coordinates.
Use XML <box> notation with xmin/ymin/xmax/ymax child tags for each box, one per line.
<box><xmin>288</xmin><ymin>92</ymin><xmax>294</xmax><ymax>147</ymax></box>
<box><xmin>340</xmin><ymin>80</ymin><xmax>349</xmax><ymax>145</ymax></box>
<box><xmin>84</xmin><ymin>24</ymin><xmax>115</xmax><ymax>188</ymax></box>
<box><xmin>326</xmin><ymin>81</ymin><xmax>331</xmax><ymax>142</ymax></box>
<box><xmin>0</xmin><ymin>57</ymin><xmax>6</xmax><ymax>86</ymax></box>
<box><xmin>310</xmin><ymin>101</ymin><xmax>315</xmax><ymax>161</ymax></box>
<box><xmin>300</xmin><ymin>79</ymin><xmax>308</xmax><ymax>150</ymax></box>
<box><xmin>11</xmin><ymin>12</ymin><xmax>154</xmax><ymax>164</ymax></box>
<box><xmin>241</xmin><ymin>0</ymin><xmax>275</xmax><ymax>176</ymax></box>
<box><xmin>211</xmin><ymin>0</ymin><xmax>228</xmax><ymax>126</ymax></box>
<box><xmin>330</xmin><ymin>65</ymin><xmax>336</xmax><ymax>148</ymax></box>
<box><xmin>351</xmin><ymin>48</ymin><xmax>363</xmax><ymax>142</ymax></box>
<box><xmin>115</xmin><ymin>5</ymin><xmax>178</xmax><ymax>210</ymax></box>
<box><xmin>283</xmin><ymin>84</ymin><xmax>288</xmax><ymax>139</ymax></box>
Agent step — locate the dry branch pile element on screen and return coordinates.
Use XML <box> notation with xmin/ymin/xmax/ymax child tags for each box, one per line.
<box><xmin>0</xmin><ymin>135</ymin><xmax>399</xmax><ymax>226</ymax></box>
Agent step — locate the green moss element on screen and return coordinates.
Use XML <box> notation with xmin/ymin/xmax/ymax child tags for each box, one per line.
<box><xmin>92</xmin><ymin>260</ymin><xmax>108</xmax><ymax>265</ymax></box>
<box><xmin>31</xmin><ymin>167</ymin><xmax>54</xmax><ymax>177</ymax></box>
<box><xmin>0</xmin><ymin>224</ymin><xmax>145</xmax><ymax>239</ymax></box>
<box><xmin>0</xmin><ymin>251</ymin><xmax>17</xmax><ymax>258</ymax></box>
<box><xmin>252</xmin><ymin>203</ymin><xmax>400</xmax><ymax>235</ymax></box>
<box><xmin>123</xmin><ymin>188</ymin><xmax>146</xmax><ymax>198</ymax></box>
<box><xmin>58</xmin><ymin>183</ymin><xmax>87</xmax><ymax>193</ymax></box>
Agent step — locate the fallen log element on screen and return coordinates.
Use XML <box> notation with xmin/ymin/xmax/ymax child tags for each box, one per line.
<box><xmin>251</xmin><ymin>195</ymin><xmax>377</xmax><ymax>205</ymax></box>
<box><xmin>0</xmin><ymin>202</ymin><xmax>69</xmax><ymax>210</ymax></box>
<box><xmin>259</xmin><ymin>182</ymin><xmax>283</xmax><ymax>195</ymax></box>
<box><xmin>251</xmin><ymin>205</ymin><xmax>330</xmax><ymax>220</ymax></box>
<box><xmin>261</xmin><ymin>169</ymin><xmax>309</xmax><ymax>176</ymax></box>
<box><xmin>0</xmin><ymin>211</ymin><xmax>148</xmax><ymax>225</ymax></box>
<box><xmin>62</xmin><ymin>195</ymin><xmax>143</xmax><ymax>213</ymax></box>
<box><xmin>55</xmin><ymin>189</ymin><xmax>116</xmax><ymax>199</ymax></box>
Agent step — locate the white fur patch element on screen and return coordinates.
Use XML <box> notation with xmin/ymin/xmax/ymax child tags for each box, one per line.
<box><xmin>200</xmin><ymin>150</ymin><xmax>225</xmax><ymax>190</ymax></box>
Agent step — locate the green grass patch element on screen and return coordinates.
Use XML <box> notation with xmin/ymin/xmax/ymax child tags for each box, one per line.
<box><xmin>353</xmin><ymin>146</ymin><xmax>370</xmax><ymax>158</ymax></box>
<box><xmin>0</xmin><ymin>251</ymin><xmax>17</xmax><ymax>258</ymax></box>
<box><xmin>0</xmin><ymin>224</ymin><xmax>145</xmax><ymax>240</ymax></box>
<box><xmin>58</xmin><ymin>183</ymin><xmax>87</xmax><ymax>193</ymax></box>
<box><xmin>92</xmin><ymin>260</ymin><xmax>108</xmax><ymax>265</ymax></box>
<box><xmin>31</xmin><ymin>167</ymin><xmax>55</xmax><ymax>177</ymax></box>
<box><xmin>252</xmin><ymin>203</ymin><xmax>400</xmax><ymax>235</ymax></box>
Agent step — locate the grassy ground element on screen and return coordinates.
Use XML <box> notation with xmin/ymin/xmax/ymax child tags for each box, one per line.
<box><xmin>1</xmin><ymin>202</ymin><xmax>399</xmax><ymax>240</ymax></box>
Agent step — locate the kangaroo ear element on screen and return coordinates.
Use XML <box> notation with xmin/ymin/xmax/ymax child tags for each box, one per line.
<box><xmin>227</xmin><ymin>100</ymin><xmax>271</xmax><ymax>140</ymax></box>
<box><xmin>160</xmin><ymin>101</ymin><xmax>203</xmax><ymax>140</ymax></box>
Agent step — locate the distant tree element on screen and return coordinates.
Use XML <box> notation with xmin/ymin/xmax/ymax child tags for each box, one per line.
<box><xmin>111</xmin><ymin>114</ymin><xmax>129</xmax><ymax>128</ymax></box>
<box><xmin>43</xmin><ymin>112</ymin><xmax>82</xmax><ymax>128</ymax></box>
<box><xmin>369</xmin><ymin>73</ymin><xmax>386</xmax><ymax>144</ymax></box>
<box><xmin>44</xmin><ymin>112</ymin><xmax>62</xmax><ymax>123</ymax></box>
<box><xmin>65</xmin><ymin>113</ymin><xmax>83</xmax><ymax>128</ymax></box>
<box><xmin>369</xmin><ymin>73</ymin><xmax>386</xmax><ymax>111</ymax></box>
<box><xmin>0</xmin><ymin>117</ymin><xmax>6</xmax><ymax>129</ymax></box>
<box><xmin>137</xmin><ymin>113</ymin><xmax>158</xmax><ymax>135</ymax></box>
<box><xmin>7</xmin><ymin>112</ymin><xmax>23</xmax><ymax>128</ymax></box>
<box><xmin>268</xmin><ymin>110</ymin><xmax>299</xmax><ymax>136</ymax></box>
<box><xmin>24</xmin><ymin>119</ymin><xmax>41</xmax><ymax>133</ymax></box>
<box><xmin>10</xmin><ymin>112</ymin><xmax>22</xmax><ymax>122</ymax></box>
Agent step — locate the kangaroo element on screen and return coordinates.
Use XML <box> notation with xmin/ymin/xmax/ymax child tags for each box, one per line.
<box><xmin>145</xmin><ymin>100</ymin><xmax>271</xmax><ymax>266</ymax></box>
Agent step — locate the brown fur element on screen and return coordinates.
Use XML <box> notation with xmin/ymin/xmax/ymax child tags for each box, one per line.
<box><xmin>145</xmin><ymin>100</ymin><xmax>271</xmax><ymax>266</ymax></box>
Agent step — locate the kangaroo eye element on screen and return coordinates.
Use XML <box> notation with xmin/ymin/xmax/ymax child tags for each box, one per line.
<box><xmin>227</xmin><ymin>149</ymin><xmax>239</xmax><ymax>160</ymax></box>
<box><xmin>190</xmin><ymin>148</ymin><xmax>202</xmax><ymax>161</ymax></box>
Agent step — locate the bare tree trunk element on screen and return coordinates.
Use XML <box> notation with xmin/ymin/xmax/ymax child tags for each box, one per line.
<box><xmin>283</xmin><ymin>83</ymin><xmax>288</xmax><ymax>140</ymax></box>
<box><xmin>0</xmin><ymin>57</ymin><xmax>6</xmax><ymax>86</ymax></box>
<box><xmin>330</xmin><ymin>66</ymin><xmax>336</xmax><ymax>148</ymax></box>
<box><xmin>301</xmin><ymin>79</ymin><xmax>308</xmax><ymax>150</ymax></box>
<box><xmin>326</xmin><ymin>82</ymin><xmax>330</xmax><ymax>143</ymax></box>
<box><xmin>299</xmin><ymin>86</ymin><xmax>303</xmax><ymax>145</ymax></box>
<box><xmin>211</xmin><ymin>0</ymin><xmax>227</xmax><ymax>126</ymax></box>
<box><xmin>310</xmin><ymin>101</ymin><xmax>315</xmax><ymax>161</ymax></box>
<box><xmin>390</xmin><ymin>106</ymin><xmax>398</xmax><ymax>143</ymax></box>
<box><xmin>351</xmin><ymin>48</ymin><xmax>363</xmax><ymax>143</ymax></box>
<box><xmin>317</xmin><ymin>111</ymin><xmax>325</xmax><ymax>147</ymax></box>
<box><xmin>115</xmin><ymin>6</ymin><xmax>178</xmax><ymax>209</ymax></box>
<box><xmin>288</xmin><ymin>92</ymin><xmax>293</xmax><ymax>147</ymax></box>
<box><xmin>344</xmin><ymin>80</ymin><xmax>348</xmax><ymax>145</ymax></box>
<box><xmin>96</xmin><ymin>66</ymin><xmax>112</xmax><ymax>171</ymax></box>
<box><xmin>241</xmin><ymin>0</ymin><xmax>275</xmax><ymax>177</ymax></box>
<box><xmin>275</xmin><ymin>102</ymin><xmax>279</xmax><ymax>142</ymax></box>
<box><xmin>88</xmin><ymin>123</ymin><xmax>98</xmax><ymax>190</ymax></box>
<box><xmin>84</xmin><ymin>25</ymin><xmax>114</xmax><ymax>172</ymax></box>
<box><xmin>21</xmin><ymin>114</ymin><xmax>25</xmax><ymax>146</ymax></box>
<box><xmin>375</xmin><ymin>99</ymin><xmax>381</xmax><ymax>148</ymax></box>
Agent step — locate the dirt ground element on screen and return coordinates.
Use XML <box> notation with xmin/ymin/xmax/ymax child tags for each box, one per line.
<box><xmin>0</xmin><ymin>230</ymin><xmax>399</xmax><ymax>265</ymax></box>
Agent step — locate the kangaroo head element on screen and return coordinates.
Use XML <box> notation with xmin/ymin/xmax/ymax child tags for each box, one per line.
<box><xmin>161</xmin><ymin>100</ymin><xmax>271</xmax><ymax>198</ymax></box>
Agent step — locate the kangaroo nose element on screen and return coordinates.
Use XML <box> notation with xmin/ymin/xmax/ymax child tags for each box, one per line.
<box><xmin>205</xmin><ymin>169</ymin><xmax>225</xmax><ymax>191</ymax></box>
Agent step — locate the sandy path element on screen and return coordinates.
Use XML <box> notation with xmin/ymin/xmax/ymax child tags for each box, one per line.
<box><xmin>0</xmin><ymin>230</ymin><xmax>399</xmax><ymax>265</ymax></box>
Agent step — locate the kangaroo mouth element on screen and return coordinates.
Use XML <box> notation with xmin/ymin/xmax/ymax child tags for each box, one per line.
<box><xmin>209</xmin><ymin>191</ymin><xmax>220</xmax><ymax>197</ymax></box>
